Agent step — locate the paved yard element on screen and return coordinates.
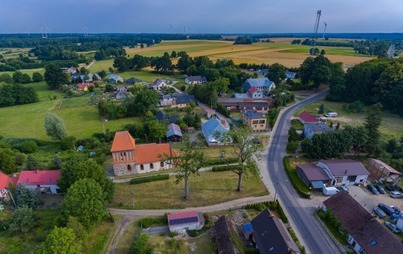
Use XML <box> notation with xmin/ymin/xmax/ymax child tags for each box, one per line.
<box><xmin>348</xmin><ymin>186</ymin><xmax>403</xmax><ymax>213</ymax></box>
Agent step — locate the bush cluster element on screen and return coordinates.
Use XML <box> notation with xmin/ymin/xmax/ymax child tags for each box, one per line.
<box><xmin>244</xmin><ymin>201</ymin><xmax>288</xmax><ymax>223</ymax></box>
<box><xmin>212</xmin><ymin>164</ymin><xmax>241</xmax><ymax>172</ymax></box>
<box><xmin>129</xmin><ymin>174</ymin><xmax>169</xmax><ymax>185</ymax></box>
<box><xmin>203</xmin><ymin>157</ymin><xmax>239</xmax><ymax>166</ymax></box>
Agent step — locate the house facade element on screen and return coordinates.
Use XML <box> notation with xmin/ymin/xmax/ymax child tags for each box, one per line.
<box><xmin>323</xmin><ymin>191</ymin><xmax>403</xmax><ymax>254</ymax></box>
<box><xmin>297</xmin><ymin>159</ymin><xmax>369</xmax><ymax>188</ymax></box>
<box><xmin>303</xmin><ymin>122</ymin><xmax>333</xmax><ymax>139</ymax></box>
<box><xmin>151</xmin><ymin>79</ymin><xmax>168</xmax><ymax>91</ymax></box>
<box><xmin>17</xmin><ymin>170</ymin><xmax>61</xmax><ymax>194</ymax></box>
<box><xmin>242</xmin><ymin>110</ymin><xmax>267</xmax><ymax>131</ymax></box>
<box><xmin>201</xmin><ymin>117</ymin><xmax>230</xmax><ymax>146</ymax></box>
<box><xmin>247</xmin><ymin>87</ymin><xmax>263</xmax><ymax>98</ymax></box>
<box><xmin>366</xmin><ymin>158</ymin><xmax>401</xmax><ymax>181</ymax></box>
<box><xmin>242</xmin><ymin>78</ymin><xmax>275</xmax><ymax>95</ymax></box>
<box><xmin>111</xmin><ymin>131</ymin><xmax>176</xmax><ymax>176</ymax></box>
<box><xmin>167</xmin><ymin>211</ymin><xmax>204</xmax><ymax>233</ymax></box>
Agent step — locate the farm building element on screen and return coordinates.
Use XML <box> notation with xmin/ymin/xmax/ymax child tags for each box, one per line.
<box><xmin>201</xmin><ymin>117</ymin><xmax>230</xmax><ymax>146</ymax></box>
<box><xmin>218</xmin><ymin>97</ymin><xmax>272</xmax><ymax>113</ymax></box>
<box><xmin>110</xmin><ymin>131</ymin><xmax>177</xmax><ymax>176</ymax></box>
<box><xmin>248</xmin><ymin>209</ymin><xmax>300</xmax><ymax>254</ymax></box>
<box><xmin>0</xmin><ymin>172</ymin><xmax>15</xmax><ymax>199</ymax></box>
<box><xmin>323</xmin><ymin>191</ymin><xmax>403</xmax><ymax>254</ymax></box>
<box><xmin>167</xmin><ymin>211</ymin><xmax>204</xmax><ymax>233</ymax></box>
<box><xmin>212</xmin><ymin>215</ymin><xmax>237</xmax><ymax>254</ymax></box>
<box><xmin>298</xmin><ymin>111</ymin><xmax>319</xmax><ymax>124</ymax></box>
<box><xmin>166</xmin><ymin>123</ymin><xmax>182</xmax><ymax>142</ymax></box>
<box><xmin>296</xmin><ymin>159</ymin><xmax>369</xmax><ymax>188</ymax></box>
<box><xmin>366</xmin><ymin>158</ymin><xmax>402</xmax><ymax>182</ymax></box>
<box><xmin>17</xmin><ymin>170</ymin><xmax>61</xmax><ymax>194</ymax></box>
<box><xmin>76</xmin><ymin>83</ymin><xmax>94</xmax><ymax>91</ymax></box>
<box><xmin>242</xmin><ymin>78</ymin><xmax>275</xmax><ymax>95</ymax></box>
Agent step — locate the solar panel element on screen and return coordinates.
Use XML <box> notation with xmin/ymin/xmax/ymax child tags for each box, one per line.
<box><xmin>169</xmin><ymin>216</ymin><xmax>198</xmax><ymax>225</ymax></box>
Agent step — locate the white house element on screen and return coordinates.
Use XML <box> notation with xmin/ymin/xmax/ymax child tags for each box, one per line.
<box><xmin>247</xmin><ymin>87</ymin><xmax>263</xmax><ymax>98</ymax></box>
<box><xmin>242</xmin><ymin>78</ymin><xmax>275</xmax><ymax>95</ymax></box>
<box><xmin>168</xmin><ymin>211</ymin><xmax>204</xmax><ymax>233</ymax></box>
<box><xmin>151</xmin><ymin>79</ymin><xmax>168</xmax><ymax>91</ymax></box>
<box><xmin>17</xmin><ymin>170</ymin><xmax>61</xmax><ymax>194</ymax></box>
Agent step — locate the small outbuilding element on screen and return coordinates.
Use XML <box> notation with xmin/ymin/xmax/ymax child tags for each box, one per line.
<box><xmin>166</xmin><ymin>123</ymin><xmax>182</xmax><ymax>142</ymax></box>
<box><xmin>167</xmin><ymin>211</ymin><xmax>204</xmax><ymax>234</ymax></box>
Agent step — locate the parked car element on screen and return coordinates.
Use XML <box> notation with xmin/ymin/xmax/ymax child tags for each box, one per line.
<box><xmin>385</xmin><ymin>221</ymin><xmax>403</xmax><ymax>234</ymax></box>
<box><xmin>367</xmin><ymin>184</ymin><xmax>379</xmax><ymax>194</ymax></box>
<box><xmin>373</xmin><ymin>207</ymin><xmax>387</xmax><ymax>219</ymax></box>
<box><xmin>390</xmin><ymin>191</ymin><xmax>403</xmax><ymax>198</ymax></box>
<box><xmin>378</xmin><ymin>203</ymin><xmax>396</xmax><ymax>216</ymax></box>
<box><xmin>336</xmin><ymin>186</ymin><xmax>349</xmax><ymax>193</ymax></box>
<box><xmin>386</xmin><ymin>185</ymin><xmax>397</xmax><ymax>191</ymax></box>
<box><xmin>374</xmin><ymin>184</ymin><xmax>386</xmax><ymax>194</ymax></box>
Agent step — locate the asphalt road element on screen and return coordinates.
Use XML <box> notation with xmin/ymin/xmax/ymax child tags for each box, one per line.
<box><xmin>266</xmin><ymin>91</ymin><xmax>341</xmax><ymax>254</ymax></box>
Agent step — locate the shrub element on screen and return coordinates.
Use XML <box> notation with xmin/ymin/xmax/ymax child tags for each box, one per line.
<box><xmin>129</xmin><ymin>174</ymin><xmax>169</xmax><ymax>185</ymax></box>
<box><xmin>203</xmin><ymin>157</ymin><xmax>239</xmax><ymax>166</ymax></box>
<box><xmin>283</xmin><ymin>156</ymin><xmax>310</xmax><ymax>199</ymax></box>
<box><xmin>19</xmin><ymin>141</ymin><xmax>38</xmax><ymax>153</ymax></box>
<box><xmin>212</xmin><ymin>164</ymin><xmax>241</xmax><ymax>172</ymax></box>
<box><xmin>286</xmin><ymin>141</ymin><xmax>299</xmax><ymax>153</ymax></box>
<box><xmin>60</xmin><ymin>136</ymin><xmax>76</xmax><ymax>151</ymax></box>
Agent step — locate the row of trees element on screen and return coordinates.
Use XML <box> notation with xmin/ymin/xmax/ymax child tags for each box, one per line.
<box><xmin>0</xmin><ymin>83</ymin><xmax>38</xmax><ymax>107</ymax></box>
<box><xmin>0</xmin><ymin>71</ymin><xmax>43</xmax><ymax>85</ymax></box>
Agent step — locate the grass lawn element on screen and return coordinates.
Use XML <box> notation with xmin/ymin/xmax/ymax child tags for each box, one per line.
<box><xmin>23</xmin><ymin>82</ymin><xmax>63</xmax><ymax>101</ymax></box>
<box><xmin>86</xmin><ymin>218</ymin><xmax>118</xmax><ymax>254</ymax></box>
<box><xmin>88</xmin><ymin>59</ymin><xmax>114</xmax><ymax>73</ymax></box>
<box><xmin>295</xmin><ymin>100</ymin><xmax>403</xmax><ymax>140</ymax></box>
<box><xmin>111</xmin><ymin>171</ymin><xmax>268</xmax><ymax>209</ymax></box>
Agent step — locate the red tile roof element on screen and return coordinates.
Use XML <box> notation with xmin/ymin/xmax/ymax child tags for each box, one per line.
<box><xmin>299</xmin><ymin>111</ymin><xmax>319</xmax><ymax>123</ymax></box>
<box><xmin>135</xmin><ymin>143</ymin><xmax>178</xmax><ymax>164</ymax></box>
<box><xmin>247</xmin><ymin>87</ymin><xmax>258</xmax><ymax>94</ymax></box>
<box><xmin>0</xmin><ymin>172</ymin><xmax>11</xmax><ymax>190</ymax></box>
<box><xmin>168</xmin><ymin>211</ymin><xmax>200</xmax><ymax>226</ymax></box>
<box><xmin>17</xmin><ymin>170</ymin><xmax>61</xmax><ymax>186</ymax></box>
<box><xmin>111</xmin><ymin>131</ymin><xmax>136</xmax><ymax>152</ymax></box>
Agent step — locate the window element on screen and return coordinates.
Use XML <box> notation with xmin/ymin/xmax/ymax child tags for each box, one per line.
<box><xmin>127</xmin><ymin>165</ymin><xmax>131</xmax><ymax>171</ymax></box>
<box><xmin>150</xmin><ymin>163</ymin><xmax>154</xmax><ymax>170</ymax></box>
<box><xmin>140</xmin><ymin>164</ymin><xmax>144</xmax><ymax>170</ymax></box>
<box><xmin>160</xmin><ymin>161</ymin><xmax>164</xmax><ymax>167</ymax></box>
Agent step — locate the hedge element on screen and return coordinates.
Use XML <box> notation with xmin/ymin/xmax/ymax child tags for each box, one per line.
<box><xmin>129</xmin><ymin>174</ymin><xmax>169</xmax><ymax>185</ymax></box>
<box><xmin>212</xmin><ymin>164</ymin><xmax>241</xmax><ymax>172</ymax></box>
<box><xmin>203</xmin><ymin>157</ymin><xmax>239</xmax><ymax>166</ymax></box>
<box><xmin>283</xmin><ymin>156</ymin><xmax>310</xmax><ymax>199</ymax></box>
<box><xmin>244</xmin><ymin>201</ymin><xmax>288</xmax><ymax>224</ymax></box>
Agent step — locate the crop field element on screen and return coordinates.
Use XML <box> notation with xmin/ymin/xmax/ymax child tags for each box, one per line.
<box><xmin>125</xmin><ymin>39</ymin><xmax>373</xmax><ymax>68</ymax></box>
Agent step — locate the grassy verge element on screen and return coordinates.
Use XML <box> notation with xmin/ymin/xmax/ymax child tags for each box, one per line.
<box><xmin>87</xmin><ymin>218</ymin><xmax>118</xmax><ymax>254</ymax></box>
<box><xmin>287</xmin><ymin>227</ymin><xmax>307</xmax><ymax>254</ymax></box>
<box><xmin>111</xmin><ymin>171</ymin><xmax>268</xmax><ymax>209</ymax></box>
<box><xmin>283</xmin><ymin>156</ymin><xmax>311</xmax><ymax>198</ymax></box>
<box><xmin>317</xmin><ymin>210</ymin><xmax>349</xmax><ymax>245</ymax></box>
<box><xmin>291</xmin><ymin>119</ymin><xmax>304</xmax><ymax>130</ymax></box>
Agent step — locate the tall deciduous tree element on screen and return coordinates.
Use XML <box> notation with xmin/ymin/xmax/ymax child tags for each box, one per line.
<box><xmin>45</xmin><ymin>112</ymin><xmax>68</xmax><ymax>140</ymax></box>
<box><xmin>364</xmin><ymin>103</ymin><xmax>383</xmax><ymax>154</ymax></box>
<box><xmin>223</xmin><ymin>127</ymin><xmax>260</xmax><ymax>192</ymax></box>
<box><xmin>37</xmin><ymin>227</ymin><xmax>83</xmax><ymax>254</ymax></box>
<box><xmin>166</xmin><ymin>137</ymin><xmax>204</xmax><ymax>200</ymax></box>
<box><xmin>61</xmin><ymin>178</ymin><xmax>108</xmax><ymax>229</ymax></box>
<box><xmin>266</xmin><ymin>63</ymin><xmax>286</xmax><ymax>85</ymax></box>
<box><xmin>44</xmin><ymin>63</ymin><xmax>69</xmax><ymax>90</ymax></box>
<box><xmin>15</xmin><ymin>184</ymin><xmax>40</xmax><ymax>208</ymax></box>
<box><xmin>32</xmin><ymin>72</ymin><xmax>44</xmax><ymax>82</ymax></box>
<box><xmin>0</xmin><ymin>148</ymin><xmax>16</xmax><ymax>174</ymax></box>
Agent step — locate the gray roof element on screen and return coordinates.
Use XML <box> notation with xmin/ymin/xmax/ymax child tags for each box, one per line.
<box><xmin>304</xmin><ymin>122</ymin><xmax>333</xmax><ymax>133</ymax></box>
<box><xmin>297</xmin><ymin>164</ymin><xmax>332</xmax><ymax>181</ymax></box>
<box><xmin>243</xmin><ymin>78</ymin><xmax>273</xmax><ymax>89</ymax></box>
<box><xmin>126</xmin><ymin>77</ymin><xmax>142</xmax><ymax>84</ymax></box>
<box><xmin>243</xmin><ymin>110</ymin><xmax>266</xmax><ymax>119</ymax></box>
<box><xmin>174</xmin><ymin>94</ymin><xmax>195</xmax><ymax>104</ymax></box>
<box><xmin>324</xmin><ymin>192</ymin><xmax>403</xmax><ymax>254</ymax></box>
<box><xmin>320</xmin><ymin>159</ymin><xmax>369</xmax><ymax>176</ymax></box>
<box><xmin>186</xmin><ymin>76</ymin><xmax>207</xmax><ymax>82</ymax></box>
<box><xmin>251</xmin><ymin>209</ymin><xmax>300</xmax><ymax>254</ymax></box>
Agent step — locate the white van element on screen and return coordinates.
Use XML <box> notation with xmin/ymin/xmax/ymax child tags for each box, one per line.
<box><xmin>325</xmin><ymin>112</ymin><xmax>337</xmax><ymax>117</ymax></box>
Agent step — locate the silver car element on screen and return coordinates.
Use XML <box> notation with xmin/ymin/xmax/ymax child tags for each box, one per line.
<box><xmin>373</xmin><ymin>207</ymin><xmax>387</xmax><ymax>219</ymax></box>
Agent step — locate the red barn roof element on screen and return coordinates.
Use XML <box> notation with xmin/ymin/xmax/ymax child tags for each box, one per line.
<box><xmin>0</xmin><ymin>172</ymin><xmax>11</xmax><ymax>190</ymax></box>
<box><xmin>299</xmin><ymin>111</ymin><xmax>319</xmax><ymax>123</ymax></box>
<box><xmin>17</xmin><ymin>170</ymin><xmax>61</xmax><ymax>185</ymax></box>
<box><xmin>110</xmin><ymin>131</ymin><xmax>136</xmax><ymax>152</ymax></box>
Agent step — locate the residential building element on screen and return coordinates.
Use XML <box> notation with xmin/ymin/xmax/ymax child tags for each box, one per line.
<box><xmin>242</xmin><ymin>110</ymin><xmax>267</xmax><ymax>131</ymax></box>
<box><xmin>233</xmin><ymin>93</ymin><xmax>249</xmax><ymax>99</ymax></box>
<box><xmin>218</xmin><ymin>97</ymin><xmax>273</xmax><ymax>113</ymax></box>
<box><xmin>323</xmin><ymin>191</ymin><xmax>403</xmax><ymax>254</ymax></box>
<box><xmin>298</xmin><ymin>111</ymin><xmax>319</xmax><ymax>124</ymax></box>
<box><xmin>125</xmin><ymin>77</ymin><xmax>142</xmax><ymax>85</ymax></box>
<box><xmin>204</xmin><ymin>108</ymin><xmax>215</xmax><ymax>118</ymax></box>
<box><xmin>17</xmin><ymin>170</ymin><xmax>61</xmax><ymax>194</ymax></box>
<box><xmin>172</xmin><ymin>93</ymin><xmax>195</xmax><ymax>108</ymax></box>
<box><xmin>155</xmin><ymin>111</ymin><xmax>180</xmax><ymax>124</ymax></box>
<box><xmin>242</xmin><ymin>78</ymin><xmax>275</xmax><ymax>95</ymax></box>
<box><xmin>0</xmin><ymin>172</ymin><xmax>12</xmax><ymax>199</ymax></box>
<box><xmin>66</xmin><ymin>67</ymin><xmax>77</xmax><ymax>74</ymax></box>
<box><xmin>151</xmin><ymin>79</ymin><xmax>168</xmax><ymax>91</ymax></box>
<box><xmin>296</xmin><ymin>159</ymin><xmax>369</xmax><ymax>188</ymax></box>
<box><xmin>167</xmin><ymin>211</ymin><xmax>204</xmax><ymax>233</ymax></box>
<box><xmin>76</xmin><ymin>82</ymin><xmax>94</xmax><ymax>91</ymax></box>
<box><xmin>366</xmin><ymin>158</ymin><xmax>402</xmax><ymax>181</ymax></box>
<box><xmin>285</xmin><ymin>70</ymin><xmax>297</xmax><ymax>80</ymax></box>
<box><xmin>248</xmin><ymin>209</ymin><xmax>300</xmax><ymax>254</ymax></box>
<box><xmin>201</xmin><ymin>117</ymin><xmax>230</xmax><ymax>146</ymax></box>
<box><xmin>303</xmin><ymin>122</ymin><xmax>333</xmax><ymax>139</ymax></box>
<box><xmin>110</xmin><ymin>131</ymin><xmax>177</xmax><ymax>176</ymax></box>
<box><xmin>212</xmin><ymin>215</ymin><xmax>237</xmax><ymax>254</ymax></box>
<box><xmin>166</xmin><ymin>123</ymin><xmax>182</xmax><ymax>142</ymax></box>
<box><xmin>256</xmin><ymin>69</ymin><xmax>268</xmax><ymax>76</ymax></box>
<box><xmin>108</xmin><ymin>75</ymin><xmax>124</xmax><ymax>84</ymax></box>
<box><xmin>247</xmin><ymin>87</ymin><xmax>264</xmax><ymax>98</ymax></box>
<box><xmin>185</xmin><ymin>76</ymin><xmax>207</xmax><ymax>85</ymax></box>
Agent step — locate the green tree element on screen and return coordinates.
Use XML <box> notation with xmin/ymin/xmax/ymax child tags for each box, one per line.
<box><xmin>9</xmin><ymin>205</ymin><xmax>35</xmax><ymax>233</ymax></box>
<box><xmin>15</xmin><ymin>184</ymin><xmax>40</xmax><ymax>208</ymax></box>
<box><xmin>166</xmin><ymin>137</ymin><xmax>204</xmax><ymax>200</ymax></box>
<box><xmin>343</xmin><ymin>125</ymin><xmax>368</xmax><ymax>156</ymax></box>
<box><xmin>38</xmin><ymin>227</ymin><xmax>83</xmax><ymax>254</ymax></box>
<box><xmin>0</xmin><ymin>73</ymin><xmax>13</xmax><ymax>84</ymax></box>
<box><xmin>131</xmin><ymin>234</ymin><xmax>152</xmax><ymax>254</ymax></box>
<box><xmin>61</xmin><ymin>178</ymin><xmax>108</xmax><ymax>229</ymax></box>
<box><xmin>311</xmin><ymin>65</ymin><xmax>332</xmax><ymax>88</ymax></box>
<box><xmin>12</xmin><ymin>71</ymin><xmax>25</xmax><ymax>84</ymax></box>
<box><xmin>79</xmin><ymin>66</ymin><xmax>89</xmax><ymax>75</ymax></box>
<box><xmin>209</xmin><ymin>77</ymin><xmax>230</xmax><ymax>94</ymax></box>
<box><xmin>25</xmin><ymin>154</ymin><xmax>40</xmax><ymax>170</ymax></box>
<box><xmin>45</xmin><ymin>112</ymin><xmax>68</xmax><ymax>140</ymax></box>
<box><xmin>32</xmin><ymin>72</ymin><xmax>44</xmax><ymax>82</ymax></box>
<box><xmin>133</xmin><ymin>89</ymin><xmax>159</xmax><ymax>115</ymax></box>
<box><xmin>113</xmin><ymin>56</ymin><xmax>130</xmax><ymax>72</ymax></box>
<box><xmin>66</xmin><ymin>216</ymin><xmax>87</xmax><ymax>245</ymax></box>
<box><xmin>364</xmin><ymin>103</ymin><xmax>383</xmax><ymax>154</ymax></box>
<box><xmin>266</xmin><ymin>63</ymin><xmax>286</xmax><ymax>84</ymax></box>
<box><xmin>0</xmin><ymin>148</ymin><xmax>16</xmax><ymax>174</ymax></box>
<box><xmin>318</xmin><ymin>103</ymin><xmax>325</xmax><ymax>114</ymax></box>
<box><xmin>15</xmin><ymin>153</ymin><xmax>26</xmax><ymax>166</ymax></box>
<box><xmin>44</xmin><ymin>63</ymin><xmax>69</xmax><ymax>90</ymax></box>
<box><xmin>221</xmin><ymin>127</ymin><xmax>260</xmax><ymax>191</ymax></box>
<box><xmin>60</xmin><ymin>136</ymin><xmax>76</xmax><ymax>151</ymax></box>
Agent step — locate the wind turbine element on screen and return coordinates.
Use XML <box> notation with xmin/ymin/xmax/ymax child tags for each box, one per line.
<box><xmin>322</xmin><ymin>21</ymin><xmax>328</xmax><ymax>39</ymax></box>
<box><xmin>41</xmin><ymin>25</ymin><xmax>49</xmax><ymax>39</ymax></box>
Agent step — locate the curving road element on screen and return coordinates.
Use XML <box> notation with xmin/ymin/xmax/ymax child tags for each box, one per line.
<box><xmin>266</xmin><ymin>91</ymin><xmax>341</xmax><ymax>254</ymax></box>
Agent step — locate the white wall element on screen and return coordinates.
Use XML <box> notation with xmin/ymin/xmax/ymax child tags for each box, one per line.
<box><xmin>24</xmin><ymin>184</ymin><xmax>59</xmax><ymax>194</ymax></box>
<box><xmin>169</xmin><ymin>222</ymin><xmax>203</xmax><ymax>233</ymax></box>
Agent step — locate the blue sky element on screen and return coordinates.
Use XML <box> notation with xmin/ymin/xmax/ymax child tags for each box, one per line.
<box><xmin>1</xmin><ymin>0</ymin><xmax>402</xmax><ymax>34</ymax></box>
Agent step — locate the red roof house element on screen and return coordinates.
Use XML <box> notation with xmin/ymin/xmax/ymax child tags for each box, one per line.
<box><xmin>167</xmin><ymin>211</ymin><xmax>204</xmax><ymax>233</ymax></box>
<box><xmin>0</xmin><ymin>172</ymin><xmax>12</xmax><ymax>198</ymax></box>
<box><xmin>298</xmin><ymin>111</ymin><xmax>319</xmax><ymax>123</ymax></box>
<box><xmin>17</xmin><ymin>170</ymin><xmax>61</xmax><ymax>194</ymax></box>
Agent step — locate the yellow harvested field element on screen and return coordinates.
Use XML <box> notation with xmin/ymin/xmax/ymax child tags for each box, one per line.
<box><xmin>125</xmin><ymin>40</ymin><xmax>373</xmax><ymax>68</ymax></box>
